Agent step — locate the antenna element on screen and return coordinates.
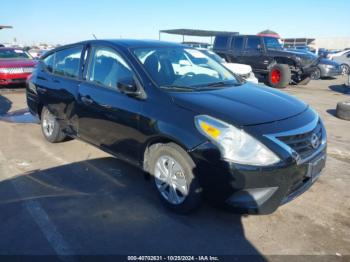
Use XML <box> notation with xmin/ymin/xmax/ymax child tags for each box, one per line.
<box><xmin>92</xmin><ymin>34</ymin><xmax>97</xmax><ymax>40</ymax></box>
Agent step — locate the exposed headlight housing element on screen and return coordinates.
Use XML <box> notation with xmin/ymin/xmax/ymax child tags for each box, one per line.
<box><xmin>195</xmin><ymin>115</ymin><xmax>280</xmax><ymax>166</ymax></box>
<box><xmin>323</xmin><ymin>64</ymin><xmax>335</xmax><ymax>69</ymax></box>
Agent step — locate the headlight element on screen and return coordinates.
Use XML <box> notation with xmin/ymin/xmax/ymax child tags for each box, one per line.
<box><xmin>195</xmin><ymin>115</ymin><xmax>280</xmax><ymax>166</ymax></box>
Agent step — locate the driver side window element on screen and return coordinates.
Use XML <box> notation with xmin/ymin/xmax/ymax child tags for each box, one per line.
<box><xmin>87</xmin><ymin>46</ymin><xmax>133</xmax><ymax>89</ymax></box>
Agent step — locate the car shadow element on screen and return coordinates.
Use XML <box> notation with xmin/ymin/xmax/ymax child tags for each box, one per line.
<box><xmin>0</xmin><ymin>108</ymin><xmax>39</xmax><ymax>123</ymax></box>
<box><xmin>0</xmin><ymin>157</ymin><xmax>266</xmax><ymax>258</ymax></box>
<box><xmin>326</xmin><ymin>109</ymin><xmax>337</xmax><ymax>117</ymax></box>
<box><xmin>0</xmin><ymin>94</ymin><xmax>12</xmax><ymax>115</ymax></box>
<box><xmin>329</xmin><ymin>84</ymin><xmax>350</xmax><ymax>95</ymax></box>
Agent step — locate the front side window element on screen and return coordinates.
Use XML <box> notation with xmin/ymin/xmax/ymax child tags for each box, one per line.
<box><xmin>53</xmin><ymin>46</ymin><xmax>83</xmax><ymax>78</ymax></box>
<box><xmin>134</xmin><ymin>47</ymin><xmax>238</xmax><ymax>89</ymax></box>
<box><xmin>263</xmin><ymin>37</ymin><xmax>283</xmax><ymax>50</ymax></box>
<box><xmin>87</xmin><ymin>46</ymin><xmax>133</xmax><ymax>89</ymax></box>
<box><xmin>246</xmin><ymin>37</ymin><xmax>261</xmax><ymax>50</ymax></box>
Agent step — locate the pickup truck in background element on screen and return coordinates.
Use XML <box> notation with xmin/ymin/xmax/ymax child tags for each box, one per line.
<box><xmin>213</xmin><ymin>35</ymin><xmax>320</xmax><ymax>88</ymax></box>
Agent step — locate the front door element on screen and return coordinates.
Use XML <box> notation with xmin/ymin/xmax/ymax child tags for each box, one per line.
<box><xmin>241</xmin><ymin>36</ymin><xmax>267</xmax><ymax>71</ymax></box>
<box><xmin>76</xmin><ymin>45</ymin><xmax>143</xmax><ymax>162</ymax></box>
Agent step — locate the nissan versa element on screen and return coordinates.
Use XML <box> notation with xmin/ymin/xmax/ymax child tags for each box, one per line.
<box><xmin>26</xmin><ymin>40</ymin><xmax>327</xmax><ymax>214</ymax></box>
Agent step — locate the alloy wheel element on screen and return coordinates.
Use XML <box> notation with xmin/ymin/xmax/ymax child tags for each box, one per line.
<box><xmin>42</xmin><ymin>110</ymin><xmax>55</xmax><ymax>137</ymax></box>
<box><xmin>154</xmin><ymin>155</ymin><xmax>188</xmax><ymax>205</ymax></box>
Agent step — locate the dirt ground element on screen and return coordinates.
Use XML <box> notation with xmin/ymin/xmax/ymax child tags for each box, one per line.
<box><xmin>0</xmin><ymin>76</ymin><xmax>349</xmax><ymax>259</ymax></box>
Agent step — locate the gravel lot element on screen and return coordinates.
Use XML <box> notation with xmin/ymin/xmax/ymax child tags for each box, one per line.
<box><xmin>0</xmin><ymin>77</ymin><xmax>349</xmax><ymax>258</ymax></box>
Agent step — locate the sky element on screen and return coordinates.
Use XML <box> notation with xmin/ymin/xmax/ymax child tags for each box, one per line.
<box><xmin>1</xmin><ymin>0</ymin><xmax>349</xmax><ymax>45</ymax></box>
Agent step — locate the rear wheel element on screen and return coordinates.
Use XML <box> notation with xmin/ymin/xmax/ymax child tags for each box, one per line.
<box><xmin>267</xmin><ymin>64</ymin><xmax>291</xmax><ymax>88</ymax></box>
<box><xmin>148</xmin><ymin>143</ymin><xmax>202</xmax><ymax>213</ymax></box>
<box><xmin>41</xmin><ymin>107</ymin><xmax>66</xmax><ymax>143</ymax></box>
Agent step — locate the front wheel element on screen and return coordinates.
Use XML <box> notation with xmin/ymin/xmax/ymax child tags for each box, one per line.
<box><xmin>267</xmin><ymin>64</ymin><xmax>291</xmax><ymax>88</ymax></box>
<box><xmin>340</xmin><ymin>64</ymin><xmax>350</xmax><ymax>75</ymax></box>
<box><xmin>311</xmin><ymin>67</ymin><xmax>321</xmax><ymax>80</ymax></box>
<box><xmin>41</xmin><ymin>107</ymin><xmax>66</xmax><ymax>143</ymax></box>
<box><xmin>148</xmin><ymin>143</ymin><xmax>202</xmax><ymax>213</ymax></box>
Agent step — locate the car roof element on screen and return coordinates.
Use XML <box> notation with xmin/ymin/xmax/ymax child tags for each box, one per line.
<box><xmin>76</xmin><ymin>39</ymin><xmax>184</xmax><ymax>49</ymax></box>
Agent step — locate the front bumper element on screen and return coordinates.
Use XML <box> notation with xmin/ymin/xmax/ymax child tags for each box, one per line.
<box><xmin>190</xmin><ymin>109</ymin><xmax>327</xmax><ymax>214</ymax></box>
<box><xmin>319</xmin><ymin>65</ymin><xmax>342</xmax><ymax>78</ymax></box>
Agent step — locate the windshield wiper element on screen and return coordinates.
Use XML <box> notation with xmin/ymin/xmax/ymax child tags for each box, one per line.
<box><xmin>197</xmin><ymin>81</ymin><xmax>241</xmax><ymax>88</ymax></box>
<box><xmin>160</xmin><ymin>85</ymin><xmax>194</xmax><ymax>91</ymax></box>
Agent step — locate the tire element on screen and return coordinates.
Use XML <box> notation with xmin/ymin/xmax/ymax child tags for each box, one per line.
<box><xmin>340</xmin><ymin>64</ymin><xmax>350</xmax><ymax>75</ymax></box>
<box><xmin>40</xmin><ymin>107</ymin><xmax>66</xmax><ymax>143</ymax></box>
<box><xmin>336</xmin><ymin>101</ymin><xmax>350</xmax><ymax>121</ymax></box>
<box><xmin>297</xmin><ymin>76</ymin><xmax>311</xmax><ymax>85</ymax></box>
<box><xmin>148</xmin><ymin>143</ymin><xmax>202</xmax><ymax>213</ymax></box>
<box><xmin>267</xmin><ymin>64</ymin><xmax>291</xmax><ymax>88</ymax></box>
<box><xmin>311</xmin><ymin>67</ymin><xmax>321</xmax><ymax>80</ymax></box>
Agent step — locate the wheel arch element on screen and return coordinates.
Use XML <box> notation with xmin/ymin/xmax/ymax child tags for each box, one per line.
<box><xmin>142</xmin><ymin>135</ymin><xmax>193</xmax><ymax>173</ymax></box>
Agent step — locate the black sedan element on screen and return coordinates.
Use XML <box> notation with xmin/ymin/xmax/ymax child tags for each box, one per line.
<box><xmin>26</xmin><ymin>39</ymin><xmax>327</xmax><ymax>214</ymax></box>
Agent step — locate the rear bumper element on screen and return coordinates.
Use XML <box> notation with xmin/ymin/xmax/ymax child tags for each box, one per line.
<box><xmin>0</xmin><ymin>73</ymin><xmax>31</xmax><ymax>85</ymax></box>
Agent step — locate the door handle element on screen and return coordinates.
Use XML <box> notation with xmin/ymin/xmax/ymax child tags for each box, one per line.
<box><xmin>81</xmin><ymin>96</ymin><xmax>93</xmax><ymax>105</ymax></box>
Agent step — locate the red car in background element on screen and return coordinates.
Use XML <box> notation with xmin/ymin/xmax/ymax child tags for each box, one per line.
<box><xmin>0</xmin><ymin>48</ymin><xmax>36</xmax><ymax>86</ymax></box>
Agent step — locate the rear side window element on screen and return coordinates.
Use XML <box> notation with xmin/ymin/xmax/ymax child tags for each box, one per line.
<box><xmin>246</xmin><ymin>37</ymin><xmax>261</xmax><ymax>50</ymax></box>
<box><xmin>53</xmin><ymin>46</ymin><xmax>83</xmax><ymax>79</ymax></box>
<box><xmin>87</xmin><ymin>46</ymin><xmax>133</xmax><ymax>89</ymax></box>
<box><xmin>42</xmin><ymin>53</ymin><xmax>54</xmax><ymax>73</ymax></box>
<box><xmin>231</xmin><ymin>37</ymin><xmax>244</xmax><ymax>50</ymax></box>
<box><xmin>214</xmin><ymin>36</ymin><xmax>229</xmax><ymax>49</ymax></box>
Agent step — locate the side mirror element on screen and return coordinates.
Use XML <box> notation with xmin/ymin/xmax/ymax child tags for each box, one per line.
<box><xmin>117</xmin><ymin>78</ymin><xmax>141</xmax><ymax>97</ymax></box>
<box><xmin>257</xmin><ymin>44</ymin><xmax>262</xmax><ymax>51</ymax></box>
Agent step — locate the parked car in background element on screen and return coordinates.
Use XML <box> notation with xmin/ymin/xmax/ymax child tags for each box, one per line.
<box><xmin>182</xmin><ymin>42</ymin><xmax>212</xmax><ymax>49</ymax></box>
<box><xmin>287</xmin><ymin>48</ymin><xmax>342</xmax><ymax>80</ymax></box>
<box><xmin>0</xmin><ymin>47</ymin><xmax>36</xmax><ymax>86</ymax></box>
<box><xmin>27</xmin><ymin>39</ymin><xmax>327</xmax><ymax>214</ymax></box>
<box><xmin>213</xmin><ymin>35</ymin><xmax>319</xmax><ymax>88</ymax></box>
<box><xmin>199</xmin><ymin>49</ymin><xmax>258</xmax><ymax>84</ymax></box>
<box><xmin>311</xmin><ymin>58</ymin><xmax>342</xmax><ymax>80</ymax></box>
<box><xmin>28</xmin><ymin>48</ymin><xmax>49</xmax><ymax>59</ymax></box>
<box><xmin>330</xmin><ymin>50</ymin><xmax>350</xmax><ymax>74</ymax></box>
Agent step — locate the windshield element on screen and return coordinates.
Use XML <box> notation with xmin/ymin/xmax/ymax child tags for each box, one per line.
<box><xmin>200</xmin><ymin>50</ymin><xmax>225</xmax><ymax>64</ymax></box>
<box><xmin>0</xmin><ymin>49</ymin><xmax>32</xmax><ymax>59</ymax></box>
<box><xmin>133</xmin><ymin>47</ymin><xmax>238</xmax><ymax>90</ymax></box>
<box><xmin>263</xmin><ymin>37</ymin><xmax>283</xmax><ymax>50</ymax></box>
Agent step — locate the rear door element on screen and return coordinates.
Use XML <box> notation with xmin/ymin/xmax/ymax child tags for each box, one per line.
<box><xmin>76</xmin><ymin>45</ymin><xmax>143</xmax><ymax>162</ymax></box>
<box><xmin>36</xmin><ymin>45</ymin><xmax>84</xmax><ymax>135</ymax></box>
<box><xmin>242</xmin><ymin>36</ymin><xmax>268</xmax><ymax>71</ymax></box>
<box><xmin>228</xmin><ymin>36</ymin><xmax>245</xmax><ymax>63</ymax></box>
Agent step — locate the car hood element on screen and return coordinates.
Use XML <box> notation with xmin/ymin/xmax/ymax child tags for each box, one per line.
<box><xmin>223</xmin><ymin>63</ymin><xmax>252</xmax><ymax>75</ymax></box>
<box><xmin>269</xmin><ymin>49</ymin><xmax>318</xmax><ymax>66</ymax></box>
<box><xmin>319</xmin><ymin>58</ymin><xmax>339</xmax><ymax>66</ymax></box>
<box><xmin>0</xmin><ymin>59</ymin><xmax>36</xmax><ymax>68</ymax></box>
<box><xmin>171</xmin><ymin>83</ymin><xmax>308</xmax><ymax>126</ymax></box>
